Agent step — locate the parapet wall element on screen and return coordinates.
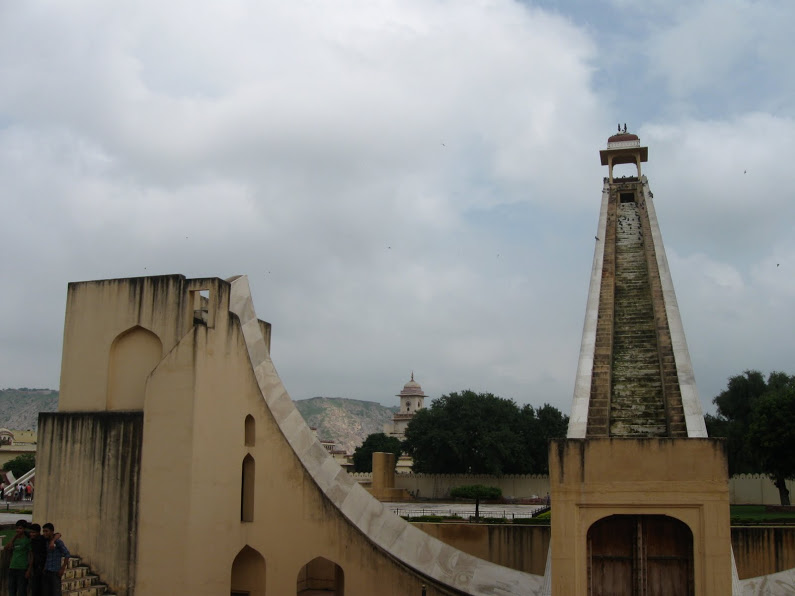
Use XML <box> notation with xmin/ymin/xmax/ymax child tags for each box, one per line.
<box><xmin>413</xmin><ymin>524</ymin><xmax>550</xmax><ymax>576</ymax></box>
<box><xmin>393</xmin><ymin>474</ymin><xmax>549</xmax><ymax>500</ymax></box>
<box><xmin>35</xmin><ymin>412</ymin><xmax>143</xmax><ymax>596</ymax></box>
<box><xmin>349</xmin><ymin>472</ymin><xmax>792</xmax><ymax>505</ymax></box>
<box><xmin>731</xmin><ymin>475</ymin><xmax>795</xmax><ymax>505</ymax></box>
<box><xmin>733</xmin><ymin>527</ymin><xmax>795</xmax><ymax>579</ymax></box>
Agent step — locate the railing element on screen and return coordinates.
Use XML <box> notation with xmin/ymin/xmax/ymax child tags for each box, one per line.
<box><xmin>391</xmin><ymin>506</ymin><xmax>547</xmax><ymax>521</ymax></box>
<box><xmin>2</xmin><ymin>467</ymin><xmax>35</xmax><ymax>498</ymax></box>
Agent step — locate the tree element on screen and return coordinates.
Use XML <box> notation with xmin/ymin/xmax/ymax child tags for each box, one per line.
<box><xmin>403</xmin><ymin>391</ymin><xmax>530</xmax><ymax>475</ymax></box>
<box><xmin>521</xmin><ymin>403</ymin><xmax>569</xmax><ymax>475</ymax></box>
<box><xmin>708</xmin><ymin>370</ymin><xmax>768</xmax><ymax>475</ymax></box>
<box><xmin>352</xmin><ymin>433</ymin><xmax>402</xmax><ymax>473</ymax></box>
<box><xmin>402</xmin><ymin>390</ymin><xmax>568</xmax><ymax>475</ymax></box>
<box><xmin>449</xmin><ymin>484</ymin><xmax>502</xmax><ymax>521</ymax></box>
<box><xmin>747</xmin><ymin>374</ymin><xmax>795</xmax><ymax>506</ymax></box>
<box><xmin>2</xmin><ymin>453</ymin><xmax>35</xmax><ymax>478</ymax></box>
<box><xmin>708</xmin><ymin>370</ymin><xmax>795</xmax><ymax>505</ymax></box>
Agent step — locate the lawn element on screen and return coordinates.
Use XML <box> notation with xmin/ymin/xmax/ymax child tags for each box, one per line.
<box><xmin>731</xmin><ymin>505</ymin><xmax>795</xmax><ymax>525</ymax></box>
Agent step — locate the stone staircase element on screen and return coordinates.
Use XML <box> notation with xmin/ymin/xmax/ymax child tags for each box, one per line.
<box><xmin>61</xmin><ymin>556</ymin><xmax>115</xmax><ymax>596</ymax></box>
<box><xmin>609</xmin><ymin>202</ymin><xmax>668</xmax><ymax>437</ymax></box>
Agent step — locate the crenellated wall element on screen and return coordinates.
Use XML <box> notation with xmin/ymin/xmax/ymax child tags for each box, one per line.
<box><xmin>349</xmin><ymin>472</ymin><xmax>793</xmax><ymax>505</ymax></box>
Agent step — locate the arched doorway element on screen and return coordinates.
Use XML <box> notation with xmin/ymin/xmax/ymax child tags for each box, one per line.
<box><xmin>587</xmin><ymin>515</ymin><xmax>693</xmax><ymax>596</ymax></box>
<box><xmin>107</xmin><ymin>326</ymin><xmax>162</xmax><ymax>410</ymax></box>
<box><xmin>296</xmin><ymin>556</ymin><xmax>344</xmax><ymax>595</ymax></box>
<box><xmin>230</xmin><ymin>545</ymin><xmax>266</xmax><ymax>596</ymax></box>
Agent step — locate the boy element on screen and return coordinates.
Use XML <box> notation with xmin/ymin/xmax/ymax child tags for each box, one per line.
<box><xmin>41</xmin><ymin>523</ymin><xmax>70</xmax><ymax>596</ymax></box>
<box><xmin>3</xmin><ymin>519</ymin><xmax>31</xmax><ymax>596</ymax></box>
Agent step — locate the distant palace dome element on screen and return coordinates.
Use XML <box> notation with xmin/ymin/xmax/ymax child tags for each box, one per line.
<box><xmin>386</xmin><ymin>373</ymin><xmax>427</xmax><ymax>439</ymax></box>
<box><xmin>397</xmin><ymin>372</ymin><xmax>427</xmax><ymax>398</ymax></box>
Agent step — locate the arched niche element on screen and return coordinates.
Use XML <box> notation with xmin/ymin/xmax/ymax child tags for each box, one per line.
<box><xmin>107</xmin><ymin>326</ymin><xmax>162</xmax><ymax>411</ymax></box>
<box><xmin>610</xmin><ymin>161</ymin><xmax>640</xmax><ymax>180</ymax></box>
<box><xmin>297</xmin><ymin>557</ymin><xmax>344</xmax><ymax>595</ymax></box>
<box><xmin>587</xmin><ymin>514</ymin><xmax>694</xmax><ymax>596</ymax></box>
<box><xmin>230</xmin><ymin>545</ymin><xmax>266</xmax><ymax>596</ymax></box>
<box><xmin>245</xmin><ymin>415</ymin><xmax>255</xmax><ymax>447</ymax></box>
<box><xmin>241</xmin><ymin>455</ymin><xmax>255</xmax><ymax>522</ymax></box>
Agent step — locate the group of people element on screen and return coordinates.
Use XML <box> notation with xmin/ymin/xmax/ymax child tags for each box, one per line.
<box><xmin>4</xmin><ymin>520</ymin><xmax>69</xmax><ymax>596</ymax></box>
<box><xmin>0</xmin><ymin>484</ymin><xmax>33</xmax><ymax>503</ymax></box>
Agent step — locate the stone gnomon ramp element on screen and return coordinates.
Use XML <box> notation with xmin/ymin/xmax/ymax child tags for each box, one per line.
<box><xmin>227</xmin><ymin>275</ymin><xmax>545</xmax><ymax>595</ymax></box>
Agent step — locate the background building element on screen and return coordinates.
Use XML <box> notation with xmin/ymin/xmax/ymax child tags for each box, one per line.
<box><xmin>384</xmin><ymin>373</ymin><xmax>426</xmax><ymax>440</ymax></box>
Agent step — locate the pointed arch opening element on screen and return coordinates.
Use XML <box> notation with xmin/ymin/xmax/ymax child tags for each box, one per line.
<box><xmin>231</xmin><ymin>545</ymin><xmax>266</xmax><ymax>596</ymax></box>
<box><xmin>245</xmin><ymin>415</ymin><xmax>255</xmax><ymax>447</ymax></box>
<box><xmin>107</xmin><ymin>326</ymin><xmax>162</xmax><ymax>410</ymax></box>
<box><xmin>297</xmin><ymin>557</ymin><xmax>344</xmax><ymax>595</ymax></box>
<box><xmin>241</xmin><ymin>455</ymin><xmax>255</xmax><ymax>522</ymax></box>
<box><xmin>587</xmin><ymin>514</ymin><xmax>693</xmax><ymax>595</ymax></box>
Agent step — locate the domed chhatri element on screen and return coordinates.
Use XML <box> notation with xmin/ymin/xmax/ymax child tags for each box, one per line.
<box><xmin>600</xmin><ymin>124</ymin><xmax>648</xmax><ymax>182</ymax></box>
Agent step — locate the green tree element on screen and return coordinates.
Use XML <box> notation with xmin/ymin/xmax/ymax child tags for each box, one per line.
<box><xmin>2</xmin><ymin>453</ymin><xmax>35</xmax><ymax>478</ymax></box>
<box><xmin>708</xmin><ymin>370</ymin><xmax>795</xmax><ymax>505</ymax></box>
<box><xmin>352</xmin><ymin>433</ymin><xmax>402</xmax><ymax>473</ymax></box>
<box><xmin>449</xmin><ymin>484</ymin><xmax>502</xmax><ymax>521</ymax></box>
<box><xmin>747</xmin><ymin>374</ymin><xmax>795</xmax><ymax>506</ymax></box>
<box><xmin>521</xmin><ymin>403</ymin><xmax>569</xmax><ymax>475</ymax></box>
<box><xmin>403</xmin><ymin>390</ymin><xmax>531</xmax><ymax>475</ymax></box>
<box><xmin>403</xmin><ymin>390</ymin><xmax>568</xmax><ymax>475</ymax></box>
<box><xmin>708</xmin><ymin>370</ymin><xmax>768</xmax><ymax>474</ymax></box>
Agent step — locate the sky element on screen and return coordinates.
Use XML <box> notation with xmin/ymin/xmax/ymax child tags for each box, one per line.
<box><xmin>1</xmin><ymin>0</ymin><xmax>793</xmax><ymax>415</ymax></box>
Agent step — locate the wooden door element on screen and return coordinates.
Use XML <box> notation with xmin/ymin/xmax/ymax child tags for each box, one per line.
<box><xmin>588</xmin><ymin>515</ymin><xmax>693</xmax><ymax>596</ymax></box>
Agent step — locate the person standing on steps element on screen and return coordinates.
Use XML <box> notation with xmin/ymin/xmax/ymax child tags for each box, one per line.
<box><xmin>4</xmin><ymin>519</ymin><xmax>31</xmax><ymax>596</ymax></box>
<box><xmin>41</xmin><ymin>523</ymin><xmax>70</xmax><ymax>596</ymax></box>
<box><xmin>28</xmin><ymin>523</ymin><xmax>60</xmax><ymax>596</ymax></box>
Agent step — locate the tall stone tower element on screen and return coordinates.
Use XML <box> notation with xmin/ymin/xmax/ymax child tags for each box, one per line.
<box><xmin>385</xmin><ymin>373</ymin><xmax>426</xmax><ymax>439</ymax></box>
<box><xmin>548</xmin><ymin>130</ymin><xmax>733</xmax><ymax>595</ymax></box>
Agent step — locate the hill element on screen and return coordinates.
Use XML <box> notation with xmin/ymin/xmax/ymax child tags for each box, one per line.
<box><xmin>0</xmin><ymin>389</ymin><xmax>393</xmax><ymax>453</ymax></box>
<box><xmin>294</xmin><ymin>397</ymin><xmax>397</xmax><ymax>454</ymax></box>
<box><xmin>0</xmin><ymin>388</ymin><xmax>59</xmax><ymax>430</ymax></box>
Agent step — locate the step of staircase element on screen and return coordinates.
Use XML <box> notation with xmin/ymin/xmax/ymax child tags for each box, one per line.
<box><xmin>62</xmin><ymin>556</ymin><xmax>116</xmax><ymax>596</ymax></box>
<box><xmin>610</xmin><ymin>202</ymin><xmax>667</xmax><ymax>437</ymax></box>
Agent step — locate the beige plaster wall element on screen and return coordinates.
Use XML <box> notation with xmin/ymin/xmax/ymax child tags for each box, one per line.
<box><xmin>0</xmin><ymin>445</ymin><xmax>36</xmax><ymax>468</ymax></box>
<box><xmin>34</xmin><ymin>412</ymin><xmax>143</xmax><ymax>596</ymax></box>
<box><xmin>414</xmin><ymin>524</ymin><xmax>550</xmax><ymax>576</ymax></box>
<box><xmin>57</xmin><ymin>275</ymin><xmax>220</xmax><ymax>412</ymax></box>
<box><xmin>549</xmin><ymin>438</ymin><xmax>732</xmax><ymax>595</ymax></box>
<box><xmin>353</xmin><ymin>472</ymin><xmax>793</xmax><ymax>505</ymax></box>
<box><xmin>41</xmin><ymin>274</ymin><xmax>543</xmax><ymax>596</ymax></box>
<box><xmin>732</xmin><ymin>527</ymin><xmax>795</xmax><ymax>580</ymax></box>
<box><xmin>731</xmin><ymin>475</ymin><xmax>795</xmax><ymax>505</ymax></box>
<box><xmin>134</xmin><ymin>308</ymin><xmax>469</xmax><ymax>595</ymax></box>
<box><xmin>387</xmin><ymin>474</ymin><xmax>550</xmax><ymax>500</ymax></box>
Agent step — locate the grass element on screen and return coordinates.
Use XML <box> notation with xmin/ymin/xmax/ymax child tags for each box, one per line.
<box><xmin>730</xmin><ymin>505</ymin><xmax>795</xmax><ymax>525</ymax></box>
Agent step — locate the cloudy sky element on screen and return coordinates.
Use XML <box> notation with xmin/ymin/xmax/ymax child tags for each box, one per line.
<box><xmin>1</xmin><ymin>0</ymin><xmax>793</xmax><ymax>415</ymax></box>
